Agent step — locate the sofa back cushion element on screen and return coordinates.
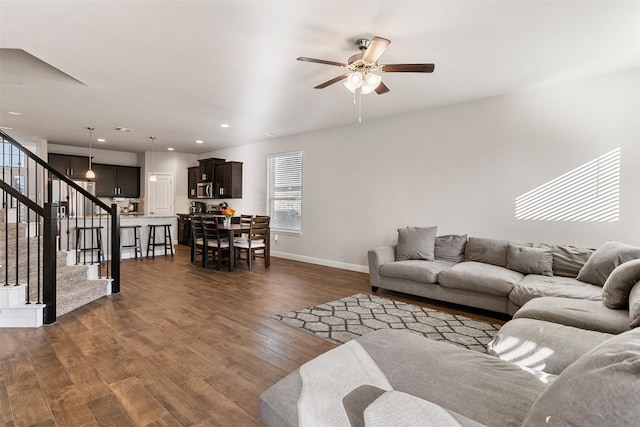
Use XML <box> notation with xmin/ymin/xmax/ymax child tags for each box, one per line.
<box><xmin>602</xmin><ymin>259</ymin><xmax>640</xmax><ymax>309</ymax></box>
<box><xmin>522</xmin><ymin>327</ymin><xmax>640</xmax><ymax>427</ymax></box>
<box><xmin>464</xmin><ymin>237</ymin><xmax>509</xmax><ymax>267</ymax></box>
<box><xmin>506</xmin><ymin>244</ymin><xmax>553</xmax><ymax>276</ymax></box>
<box><xmin>435</xmin><ymin>234</ymin><xmax>467</xmax><ymax>263</ymax></box>
<box><xmin>576</xmin><ymin>240</ymin><xmax>640</xmax><ymax>286</ymax></box>
<box><xmin>539</xmin><ymin>244</ymin><xmax>594</xmax><ymax>278</ymax></box>
<box><xmin>396</xmin><ymin>226</ymin><xmax>438</xmax><ymax>261</ymax></box>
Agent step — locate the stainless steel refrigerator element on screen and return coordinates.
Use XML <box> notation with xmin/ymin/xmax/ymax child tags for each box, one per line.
<box><xmin>52</xmin><ymin>179</ymin><xmax>96</xmax><ymax>217</ymax></box>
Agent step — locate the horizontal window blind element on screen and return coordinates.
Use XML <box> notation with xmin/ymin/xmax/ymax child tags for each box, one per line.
<box><xmin>267</xmin><ymin>151</ymin><xmax>302</xmax><ymax>233</ymax></box>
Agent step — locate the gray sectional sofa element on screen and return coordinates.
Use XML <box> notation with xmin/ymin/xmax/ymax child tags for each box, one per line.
<box><xmin>259</xmin><ymin>229</ymin><xmax>640</xmax><ymax>426</ymax></box>
<box><xmin>368</xmin><ymin>230</ymin><xmax>638</xmax><ymax>317</ymax></box>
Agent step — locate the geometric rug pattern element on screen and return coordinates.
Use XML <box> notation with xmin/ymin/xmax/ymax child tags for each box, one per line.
<box><xmin>272</xmin><ymin>293</ymin><xmax>501</xmax><ymax>353</ymax></box>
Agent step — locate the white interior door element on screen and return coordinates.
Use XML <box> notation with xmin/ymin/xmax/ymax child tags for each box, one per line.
<box><xmin>148</xmin><ymin>173</ymin><xmax>174</xmax><ymax>216</ymax></box>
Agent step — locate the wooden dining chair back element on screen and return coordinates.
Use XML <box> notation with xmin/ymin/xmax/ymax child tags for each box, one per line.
<box><xmin>190</xmin><ymin>216</ymin><xmax>205</xmax><ymax>265</ymax></box>
<box><xmin>234</xmin><ymin>215</ymin><xmax>270</xmax><ymax>270</ymax></box>
<box><xmin>202</xmin><ymin>217</ymin><xmax>231</xmax><ymax>271</ymax></box>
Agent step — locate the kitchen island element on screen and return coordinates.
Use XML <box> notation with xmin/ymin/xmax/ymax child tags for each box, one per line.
<box><xmin>58</xmin><ymin>215</ymin><xmax>177</xmax><ymax>260</ymax></box>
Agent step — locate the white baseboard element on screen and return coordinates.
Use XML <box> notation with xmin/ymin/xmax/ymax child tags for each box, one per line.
<box><xmin>271</xmin><ymin>251</ymin><xmax>368</xmax><ymax>273</ymax></box>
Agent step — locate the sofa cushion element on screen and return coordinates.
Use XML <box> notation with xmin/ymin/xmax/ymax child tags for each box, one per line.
<box><xmin>538</xmin><ymin>244</ymin><xmax>594</xmax><ymax>278</ymax></box>
<box><xmin>602</xmin><ymin>259</ymin><xmax>640</xmax><ymax>309</ymax></box>
<box><xmin>438</xmin><ymin>261</ymin><xmax>523</xmax><ymax>296</ymax></box>
<box><xmin>509</xmin><ymin>275</ymin><xmax>602</xmax><ymax>308</ymax></box>
<box><xmin>506</xmin><ymin>244</ymin><xmax>553</xmax><ymax>276</ymax></box>
<box><xmin>396</xmin><ymin>226</ymin><xmax>438</xmax><ymax>261</ymax></box>
<box><xmin>576</xmin><ymin>240</ymin><xmax>640</xmax><ymax>286</ymax></box>
<box><xmin>379</xmin><ymin>260</ymin><xmax>455</xmax><ymax>284</ymax></box>
<box><xmin>513</xmin><ymin>297</ymin><xmax>630</xmax><ymax>334</ymax></box>
<box><xmin>359</xmin><ymin>329</ymin><xmax>547</xmax><ymax>427</ymax></box>
<box><xmin>487</xmin><ymin>318</ymin><xmax>612</xmax><ymax>376</ymax></box>
<box><xmin>435</xmin><ymin>234</ymin><xmax>467</xmax><ymax>263</ymax></box>
<box><xmin>522</xmin><ymin>328</ymin><xmax>640</xmax><ymax>427</ymax></box>
<box><xmin>629</xmin><ymin>282</ymin><xmax>640</xmax><ymax>329</ymax></box>
<box><xmin>464</xmin><ymin>237</ymin><xmax>509</xmax><ymax>267</ymax></box>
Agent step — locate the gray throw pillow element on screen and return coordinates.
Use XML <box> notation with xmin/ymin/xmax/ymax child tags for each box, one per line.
<box><xmin>522</xmin><ymin>328</ymin><xmax>640</xmax><ymax>427</ymax></box>
<box><xmin>464</xmin><ymin>237</ymin><xmax>509</xmax><ymax>267</ymax></box>
<box><xmin>506</xmin><ymin>244</ymin><xmax>553</xmax><ymax>276</ymax></box>
<box><xmin>602</xmin><ymin>259</ymin><xmax>640</xmax><ymax>309</ymax></box>
<box><xmin>576</xmin><ymin>241</ymin><xmax>640</xmax><ymax>286</ymax></box>
<box><xmin>396</xmin><ymin>226</ymin><xmax>438</xmax><ymax>261</ymax></box>
<box><xmin>629</xmin><ymin>283</ymin><xmax>640</xmax><ymax>329</ymax></box>
<box><xmin>435</xmin><ymin>235</ymin><xmax>467</xmax><ymax>263</ymax></box>
<box><xmin>539</xmin><ymin>244</ymin><xmax>595</xmax><ymax>277</ymax></box>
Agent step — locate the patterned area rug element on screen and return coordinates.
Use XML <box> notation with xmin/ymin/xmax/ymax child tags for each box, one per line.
<box><xmin>272</xmin><ymin>293</ymin><xmax>501</xmax><ymax>352</ymax></box>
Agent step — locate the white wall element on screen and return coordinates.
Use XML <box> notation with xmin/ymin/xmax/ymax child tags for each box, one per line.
<box><xmin>207</xmin><ymin>68</ymin><xmax>640</xmax><ymax>271</ymax></box>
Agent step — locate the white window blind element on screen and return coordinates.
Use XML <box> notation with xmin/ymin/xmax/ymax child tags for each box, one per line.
<box><xmin>267</xmin><ymin>151</ymin><xmax>302</xmax><ymax>233</ymax></box>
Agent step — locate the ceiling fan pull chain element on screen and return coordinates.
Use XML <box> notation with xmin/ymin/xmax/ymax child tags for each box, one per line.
<box><xmin>358</xmin><ymin>87</ymin><xmax>362</xmax><ymax>123</ymax></box>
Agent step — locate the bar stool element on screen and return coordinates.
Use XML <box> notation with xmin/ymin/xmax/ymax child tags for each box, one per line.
<box><xmin>75</xmin><ymin>226</ymin><xmax>104</xmax><ymax>264</ymax></box>
<box><xmin>146</xmin><ymin>224</ymin><xmax>174</xmax><ymax>258</ymax></box>
<box><xmin>120</xmin><ymin>225</ymin><xmax>143</xmax><ymax>259</ymax></box>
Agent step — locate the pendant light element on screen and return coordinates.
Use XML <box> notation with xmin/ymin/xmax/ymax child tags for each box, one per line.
<box><xmin>149</xmin><ymin>136</ymin><xmax>157</xmax><ymax>182</ymax></box>
<box><xmin>85</xmin><ymin>126</ymin><xmax>96</xmax><ymax>179</ymax></box>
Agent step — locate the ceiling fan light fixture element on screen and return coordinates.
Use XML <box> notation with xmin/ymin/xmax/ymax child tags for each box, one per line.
<box><xmin>361</xmin><ymin>73</ymin><xmax>382</xmax><ymax>95</ymax></box>
<box><xmin>344</xmin><ymin>72</ymin><xmax>363</xmax><ymax>92</ymax></box>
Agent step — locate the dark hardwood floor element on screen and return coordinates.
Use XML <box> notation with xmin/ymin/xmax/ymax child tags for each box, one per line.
<box><xmin>0</xmin><ymin>245</ymin><xmax>503</xmax><ymax>426</ymax></box>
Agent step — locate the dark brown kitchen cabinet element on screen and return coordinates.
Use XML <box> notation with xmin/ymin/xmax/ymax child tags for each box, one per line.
<box><xmin>214</xmin><ymin>161</ymin><xmax>242</xmax><ymax>198</ymax></box>
<box><xmin>48</xmin><ymin>153</ymin><xmax>90</xmax><ymax>179</ymax></box>
<box><xmin>93</xmin><ymin>163</ymin><xmax>140</xmax><ymax>197</ymax></box>
<box><xmin>198</xmin><ymin>158</ymin><xmax>225</xmax><ymax>182</ymax></box>
<box><xmin>188</xmin><ymin>166</ymin><xmax>199</xmax><ymax>199</ymax></box>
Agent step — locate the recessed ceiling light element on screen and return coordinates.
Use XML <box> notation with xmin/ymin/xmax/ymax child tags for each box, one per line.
<box><xmin>265</xmin><ymin>132</ymin><xmax>279</xmax><ymax>137</ymax></box>
<box><xmin>0</xmin><ymin>126</ymin><xmax>13</xmax><ymax>130</ymax></box>
<box><xmin>8</xmin><ymin>111</ymin><xmax>23</xmax><ymax>116</ymax></box>
<box><xmin>195</xmin><ymin>140</ymin><xmax>203</xmax><ymax>144</ymax></box>
<box><xmin>115</xmin><ymin>127</ymin><xmax>133</xmax><ymax>132</ymax></box>
<box><xmin>220</xmin><ymin>123</ymin><xmax>230</xmax><ymax>128</ymax></box>
<box><xmin>167</xmin><ymin>147</ymin><xmax>174</xmax><ymax>151</ymax></box>
<box><xmin>97</xmin><ymin>138</ymin><xmax>106</xmax><ymax>142</ymax></box>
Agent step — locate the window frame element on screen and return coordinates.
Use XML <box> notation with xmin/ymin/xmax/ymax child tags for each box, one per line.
<box><xmin>266</xmin><ymin>150</ymin><xmax>303</xmax><ymax>236</ymax></box>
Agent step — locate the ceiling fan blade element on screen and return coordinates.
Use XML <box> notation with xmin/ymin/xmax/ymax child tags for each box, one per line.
<box><xmin>362</xmin><ymin>36</ymin><xmax>391</xmax><ymax>64</ymax></box>
<box><xmin>375</xmin><ymin>82</ymin><xmax>390</xmax><ymax>95</ymax></box>
<box><xmin>297</xmin><ymin>57</ymin><xmax>346</xmax><ymax>67</ymax></box>
<box><xmin>314</xmin><ymin>74</ymin><xmax>349</xmax><ymax>89</ymax></box>
<box><xmin>381</xmin><ymin>63</ymin><xmax>435</xmax><ymax>73</ymax></box>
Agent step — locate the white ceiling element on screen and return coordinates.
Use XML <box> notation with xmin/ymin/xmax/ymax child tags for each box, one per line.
<box><xmin>1</xmin><ymin>1</ymin><xmax>639</xmax><ymax>154</ymax></box>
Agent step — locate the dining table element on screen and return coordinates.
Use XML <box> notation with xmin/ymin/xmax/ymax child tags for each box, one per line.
<box><xmin>219</xmin><ymin>222</ymin><xmax>271</xmax><ymax>270</ymax></box>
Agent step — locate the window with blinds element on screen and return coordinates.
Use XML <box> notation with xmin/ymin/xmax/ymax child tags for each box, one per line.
<box><xmin>267</xmin><ymin>151</ymin><xmax>302</xmax><ymax>233</ymax></box>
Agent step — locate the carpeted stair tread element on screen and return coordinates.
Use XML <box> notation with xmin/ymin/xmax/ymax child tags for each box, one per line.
<box><xmin>56</xmin><ymin>265</ymin><xmax>91</xmax><ymax>289</ymax></box>
<box><xmin>57</xmin><ymin>279</ymin><xmax>110</xmax><ymax>317</ymax></box>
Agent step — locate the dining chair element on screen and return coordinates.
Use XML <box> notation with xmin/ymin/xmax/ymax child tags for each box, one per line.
<box><xmin>234</xmin><ymin>214</ymin><xmax>253</xmax><ymax>244</ymax></box>
<box><xmin>202</xmin><ymin>217</ymin><xmax>231</xmax><ymax>270</ymax></box>
<box><xmin>190</xmin><ymin>216</ymin><xmax>205</xmax><ymax>265</ymax></box>
<box><xmin>234</xmin><ymin>215</ymin><xmax>270</xmax><ymax>271</ymax></box>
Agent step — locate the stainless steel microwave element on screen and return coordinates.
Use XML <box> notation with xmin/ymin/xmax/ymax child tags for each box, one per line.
<box><xmin>196</xmin><ymin>182</ymin><xmax>213</xmax><ymax>198</ymax></box>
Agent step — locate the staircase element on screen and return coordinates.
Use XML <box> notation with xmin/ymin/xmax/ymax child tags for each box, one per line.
<box><xmin>0</xmin><ymin>211</ymin><xmax>111</xmax><ymax>327</ymax></box>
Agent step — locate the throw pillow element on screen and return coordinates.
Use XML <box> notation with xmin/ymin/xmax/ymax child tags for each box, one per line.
<box><xmin>522</xmin><ymin>328</ymin><xmax>640</xmax><ymax>426</ymax></box>
<box><xmin>464</xmin><ymin>237</ymin><xmax>509</xmax><ymax>267</ymax></box>
<box><xmin>396</xmin><ymin>226</ymin><xmax>438</xmax><ymax>261</ymax></box>
<box><xmin>576</xmin><ymin>241</ymin><xmax>640</xmax><ymax>286</ymax></box>
<box><xmin>629</xmin><ymin>283</ymin><xmax>640</xmax><ymax>329</ymax></box>
<box><xmin>434</xmin><ymin>234</ymin><xmax>467</xmax><ymax>263</ymax></box>
<box><xmin>539</xmin><ymin>244</ymin><xmax>595</xmax><ymax>278</ymax></box>
<box><xmin>506</xmin><ymin>244</ymin><xmax>553</xmax><ymax>276</ymax></box>
<box><xmin>602</xmin><ymin>259</ymin><xmax>640</xmax><ymax>309</ymax></box>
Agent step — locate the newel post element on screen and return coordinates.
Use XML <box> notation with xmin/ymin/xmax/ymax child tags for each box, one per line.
<box><xmin>43</xmin><ymin>203</ymin><xmax>58</xmax><ymax>324</ymax></box>
<box><xmin>110</xmin><ymin>203</ymin><xmax>120</xmax><ymax>293</ymax></box>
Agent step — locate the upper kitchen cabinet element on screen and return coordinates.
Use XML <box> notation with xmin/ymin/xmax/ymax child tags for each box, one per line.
<box><xmin>187</xmin><ymin>166</ymin><xmax>199</xmax><ymax>199</ymax></box>
<box><xmin>198</xmin><ymin>158</ymin><xmax>225</xmax><ymax>182</ymax></box>
<box><xmin>214</xmin><ymin>161</ymin><xmax>242</xmax><ymax>199</ymax></box>
<box><xmin>48</xmin><ymin>153</ymin><xmax>90</xmax><ymax>180</ymax></box>
<box><xmin>93</xmin><ymin>163</ymin><xmax>140</xmax><ymax>197</ymax></box>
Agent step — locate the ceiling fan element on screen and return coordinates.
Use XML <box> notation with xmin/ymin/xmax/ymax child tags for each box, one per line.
<box><xmin>297</xmin><ymin>36</ymin><xmax>435</xmax><ymax>95</ymax></box>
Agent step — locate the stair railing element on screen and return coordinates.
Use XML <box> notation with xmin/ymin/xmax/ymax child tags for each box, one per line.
<box><xmin>0</xmin><ymin>130</ymin><xmax>120</xmax><ymax>324</ymax></box>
